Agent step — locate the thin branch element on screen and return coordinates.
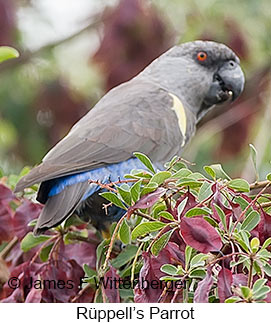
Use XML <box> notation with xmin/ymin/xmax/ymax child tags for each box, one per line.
<box><xmin>0</xmin><ymin>16</ymin><xmax>101</xmax><ymax>73</ymax></box>
<box><xmin>250</xmin><ymin>180</ymin><xmax>270</xmax><ymax>190</ymax></box>
<box><xmin>0</xmin><ymin>236</ymin><xmax>18</xmax><ymax>260</ymax></box>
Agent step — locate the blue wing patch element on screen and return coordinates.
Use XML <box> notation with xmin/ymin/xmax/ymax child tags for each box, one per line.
<box><xmin>48</xmin><ymin>158</ymin><xmax>151</xmax><ymax>200</ymax></box>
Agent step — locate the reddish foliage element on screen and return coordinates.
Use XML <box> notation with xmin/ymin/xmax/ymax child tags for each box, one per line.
<box><xmin>103</xmin><ymin>266</ymin><xmax>121</xmax><ymax>303</ymax></box>
<box><xmin>217</xmin><ymin>267</ymin><xmax>233</xmax><ymax>302</ymax></box>
<box><xmin>171</xmin><ymin>191</ymin><xmax>197</xmax><ymax>219</ymax></box>
<box><xmin>92</xmin><ymin>0</ymin><xmax>174</xmax><ymax>91</ymax></box>
<box><xmin>0</xmin><ymin>184</ymin><xmax>15</xmax><ymax>242</ymax></box>
<box><xmin>194</xmin><ymin>267</ymin><xmax>214</xmax><ymax>303</ymax></box>
<box><xmin>180</xmin><ymin>216</ymin><xmax>222</xmax><ymax>253</ymax></box>
<box><xmin>0</xmin><ymin>0</ymin><xmax>16</xmax><ymax>46</ymax></box>
<box><xmin>12</xmin><ymin>199</ymin><xmax>43</xmax><ymax>240</ymax></box>
<box><xmin>134</xmin><ymin>242</ymin><xmax>184</xmax><ymax>303</ymax></box>
<box><xmin>127</xmin><ymin>187</ymin><xmax>166</xmax><ymax>218</ymax></box>
<box><xmin>34</xmin><ymin>79</ymin><xmax>88</xmax><ymax>147</ymax></box>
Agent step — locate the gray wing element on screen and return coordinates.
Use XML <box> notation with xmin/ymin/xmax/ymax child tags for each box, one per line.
<box><xmin>15</xmin><ymin>79</ymin><xmax>187</xmax><ymax>192</ymax></box>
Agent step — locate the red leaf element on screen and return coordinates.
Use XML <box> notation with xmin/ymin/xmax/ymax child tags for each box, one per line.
<box><xmin>0</xmin><ymin>201</ymin><xmax>13</xmax><ymax>242</ymax></box>
<box><xmin>134</xmin><ymin>242</ymin><xmax>184</xmax><ymax>303</ymax></box>
<box><xmin>39</xmin><ymin>259</ymin><xmax>84</xmax><ymax>302</ymax></box>
<box><xmin>180</xmin><ymin>216</ymin><xmax>222</xmax><ymax>253</ymax></box>
<box><xmin>1</xmin><ymin>262</ymin><xmax>42</xmax><ymax>302</ymax></box>
<box><xmin>233</xmin><ymin>273</ymin><xmax>247</xmax><ymax>287</ymax></box>
<box><xmin>217</xmin><ymin>267</ymin><xmax>233</xmax><ymax>302</ymax></box>
<box><xmin>194</xmin><ymin>267</ymin><xmax>213</xmax><ymax>303</ymax></box>
<box><xmin>64</xmin><ymin>233</ymin><xmax>97</xmax><ymax>269</ymax></box>
<box><xmin>0</xmin><ymin>184</ymin><xmax>15</xmax><ymax>201</ymax></box>
<box><xmin>12</xmin><ymin>200</ymin><xmax>43</xmax><ymax>240</ymax></box>
<box><xmin>127</xmin><ymin>187</ymin><xmax>166</xmax><ymax>218</ymax></box>
<box><xmin>172</xmin><ymin>191</ymin><xmax>197</xmax><ymax>219</ymax></box>
<box><xmin>103</xmin><ymin>266</ymin><xmax>121</xmax><ymax>303</ymax></box>
<box><xmin>25</xmin><ymin>288</ymin><xmax>42</xmax><ymax>303</ymax></box>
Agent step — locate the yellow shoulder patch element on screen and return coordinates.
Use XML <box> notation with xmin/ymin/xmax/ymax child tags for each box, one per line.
<box><xmin>168</xmin><ymin>93</ymin><xmax>187</xmax><ymax>147</ymax></box>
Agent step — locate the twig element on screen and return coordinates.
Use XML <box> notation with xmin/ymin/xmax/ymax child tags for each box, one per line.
<box><xmin>247</xmin><ymin>257</ymin><xmax>254</xmax><ymax>289</ymax></box>
<box><xmin>230</xmin><ymin>182</ymin><xmax>271</xmax><ymax>235</ymax></box>
<box><xmin>130</xmin><ymin>242</ymin><xmax>144</xmax><ymax>284</ymax></box>
<box><xmin>135</xmin><ymin>210</ymin><xmax>160</xmax><ymax>222</ymax></box>
<box><xmin>0</xmin><ymin>236</ymin><xmax>18</xmax><ymax>260</ymax></box>
<box><xmin>250</xmin><ymin>180</ymin><xmax>270</xmax><ymax>190</ymax></box>
<box><xmin>102</xmin><ymin>214</ymin><xmax>126</xmax><ymax>272</ymax></box>
<box><xmin>261</xmin><ymin>201</ymin><xmax>271</xmax><ymax>208</ymax></box>
<box><xmin>0</xmin><ymin>16</ymin><xmax>101</xmax><ymax>74</ymax></box>
<box><xmin>71</xmin><ymin>284</ymin><xmax>91</xmax><ymax>303</ymax></box>
<box><xmin>146</xmin><ymin>224</ymin><xmax>178</xmax><ymax>253</ymax></box>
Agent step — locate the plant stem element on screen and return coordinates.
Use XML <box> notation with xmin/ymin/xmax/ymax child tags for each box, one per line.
<box><xmin>0</xmin><ymin>236</ymin><xmax>18</xmax><ymax>260</ymax></box>
<box><xmin>102</xmin><ymin>214</ymin><xmax>126</xmax><ymax>272</ymax></box>
<box><xmin>247</xmin><ymin>257</ymin><xmax>254</xmax><ymax>289</ymax></box>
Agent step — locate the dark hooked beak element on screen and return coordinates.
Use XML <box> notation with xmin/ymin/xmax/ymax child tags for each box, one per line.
<box><xmin>204</xmin><ymin>60</ymin><xmax>245</xmax><ymax>106</ymax></box>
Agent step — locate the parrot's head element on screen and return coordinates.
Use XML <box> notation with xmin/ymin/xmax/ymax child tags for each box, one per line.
<box><xmin>142</xmin><ymin>40</ymin><xmax>245</xmax><ymax>121</ymax></box>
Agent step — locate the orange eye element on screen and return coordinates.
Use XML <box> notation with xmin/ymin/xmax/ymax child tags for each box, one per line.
<box><xmin>197</xmin><ymin>51</ymin><xmax>207</xmax><ymax>61</ymax></box>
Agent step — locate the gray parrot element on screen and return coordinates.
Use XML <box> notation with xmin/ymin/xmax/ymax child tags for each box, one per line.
<box><xmin>15</xmin><ymin>40</ymin><xmax>245</xmax><ymax>235</ymax></box>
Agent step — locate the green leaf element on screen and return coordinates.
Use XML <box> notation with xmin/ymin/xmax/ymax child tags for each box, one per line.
<box><xmin>133</xmin><ymin>152</ymin><xmax>155</xmax><ymax>173</ymax></box>
<box><xmin>250</xmin><ymin>237</ymin><xmax>260</xmax><ymax>253</ymax></box>
<box><xmin>149</xmin><ymin>171</ymin><xmax>171</xmax><ymax>186</ymax></box>
<box><xmin>214</xmin><ymin>204</ymin><xmax>227</xmax><ymax>230</ymax></box>
<box><xmin>228</xmin><ymin>178</ymin><xmax>250</xmax><ymax>192</ymax></box>
<box><xmin>118</xmin><ymin>185</ymin><xmax>131</xmax><ymax>205</ymax></box>
<box><xmin>190</xmin><ymin>253</ymin><xmax>209</xmax><ymax>268</ymax></box>
<box><xmin>158</xmin><ymin>211</ymin><xmax>175</xmax><ymax>221</ymax></box>
<box><xmin>165</xmin><ymin>155</ymin><xmax>178</xmax><ymax>169</ymax></box>
<box><xmin>177</xmin><ymin>197</ymin><xmax>188</xmax><ymax>220</ymax></box>
<box><xmin>0</xmin><ymin>46</ymin><xmax>19</xmax><ymax>63</ymax></box>
<box><xmin>241</xmin><ymin>210</ymin><xmax>260</xmax><ymax>232</ymax></box>
<box><xmin>236</xmin><ymin>231</ymin><xmax>251</xmax><ymax>252</ymax></box>
<box><xmin>263</xmin><ymin>262</ymin><xmax>271</xmax><ymax>277</ymax></box>
<box><xmin>83</xmin><ymin>264</ymin><xmax>97</xmax><ymax>279</ymax></box>
<box><xmin>140</xmin><ymin>182</ymin><xmax>158</xmax><ymax>197</ymax></box>
<box><xmin>172</xmin><ymin>168</ymin><xmax>192</xmax><ymax>179</ymax></box>
<box><xmin>100</xmin><ymin>192</ymin><xmax>126</xmax><ymax>209</ymax></box>
<box><xmin>262</xmin><ymin>237</ymin><xmax>271</xmax><ymax>250</ymax></box>
<box><xmin>208</xmin><ymin>164</ymin><xmax>231</xmax><ymax>180</ymax></box>
<box><xmin>96</xmin><ymin>239</ymin><xmax>110</xmax><ymax>269</ymax></box>
<box><xmin>252</xmin><ymin>279</ymin><xmax>267</xmax><ymax>294</ymax></box>
<box><xmin>204</xmin><ymin>165</ymin><xmax>216</xmax><ymax>179</ymax></box>
<box><xmin>225</xmin><ymin>296</ymin><xmax>242</xmax><ymax>303</ymax></box>
<box><xmin>131</xmin><ymin>221</ymin><xmax>166</xmax><ymax>240</ymax></box>
<box><xmin>203</xmin><ymin>216</ymin><xmax>219</xmax><ymax>227</ymax></box>
<box><xmin>176</xmin><ymin>177</ymin><xmax>202</xmax><ymax>188</ymax></box>
<box><xmin>119</xmin><ymin>219</ymin><xmax>131</xmax><ymax>245</ymax></box>
<box><xmin>130</xmin><ymin>180</ymin><xmax>142</xmax><ymax>202</ymax></box>
<box><xmin>240</xmin><ymin>286</ymin><xmax>252</xmax><ymax>299</ymax></box>
<box><xmin>160</xmin><ymin>264</ymin><xmax>178</xmax><ymax>276</ymax></box>
<box><xmin>253</xmin><ymin>286</ymin><xmax>271</xmax><ymax>301</ymax></box>
<box><xmin>185</xmin><ymin>245</ymin><xmax>193</xmax><ymax>271</ymax></box>
<box><xmin>27</xmin><ymin>219</ymin><xmax>37</xmax><ymax>227</ymax></box>
<box><xmin>267</xmin><ymin>173</ymin><xmax>271</xmax><ymax>181</ymax></box>
<box><xmin>249</xmin><ymin>144</ymin><xmax>259</xmax><ymax>181</ymax></box>
<box><xmin>39</xmin><ymin>243</ymin><xmax>53</xmax><ymax>262</ymax></box>
<box><xmin>111</xmin><ymin>245</ymin><xmax>138</xmax><ymax>268</ymax></box>
<box><xmin>184</xmin><ymin>207</ymin><xmax>211</xmax><ymax>218</ymax></box>
<box><xmin>21</xmin><ymin>232</ymin><xmax>51</xmax><ymax>252</ymax></box>
<box><xmin>198</xmin><ymin>181</ymin><xmax>213</xmax><ymax>202</ymax></box>
<box><xmin>160</xmin><ymin>276</ymin><xmax>182</xmax><ymax>281</ymax></box>
<box><xmin>189</xmin><ymin>268</ymin><xmax>206</xmax><ymax>279</ymax></box>
<box><xmin>151</xmin><ymin>203</ymin><xmax>166</xmax><ymax>218</ymax></box>
<box><xmin>151</xmin><ymin>229</ymin><xmax>174</xmax><ymax>256</ymax></box>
